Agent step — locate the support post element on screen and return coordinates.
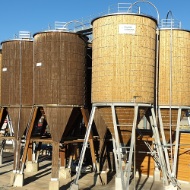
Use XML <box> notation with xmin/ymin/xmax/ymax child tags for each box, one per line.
<box><xmin>172</xmin><ymin>108</ymin><xmax>181</xmax><ymax>177</ymax></box>
<box><xmin>158</xmin><ymin>108</ymin><xmax>172</xmax><ymax>175</ymax></box>
<box><xmin>125</xmin><ymin>105</ymin><xmax>138</xmax><ymax>190</ymax></box>
<box><xmin>81</xmin><ymin>108</ymin><xmax>96</xmax><ymax>171</ymax></box>
<box><xmin>150</xmin><ymin>108</ymin><xmax>169</xmax><ymax>186</ymax></box>
<box><xmin>49</xmin><ymin>141</ymin><xmax>60</xmax><ymax>190</ymax></box>
<box><xmin>20</xmin><ymin>107</ymin><xmax>38</xmax><ymax>174</ymax></box>
<box><xmin>70</xmin><ymin>106</ymin><xmax>96</xmax><ymax>190</ymax></box>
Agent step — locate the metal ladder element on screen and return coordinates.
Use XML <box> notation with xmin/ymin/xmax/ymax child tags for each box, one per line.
<box><xmin>144</xmin><ymin>140</ymin><xmax>180</xmax><ymax>188</ymax></box>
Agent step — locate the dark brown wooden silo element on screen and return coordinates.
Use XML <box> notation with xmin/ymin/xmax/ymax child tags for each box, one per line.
<box><xmin>33</xmin><ymin>31</ymin><xmax>89</xmax><ymax>182</ymax></box>
<box><xmin>33</xmin><ymin>31</ymin><xmax>86</xmax><ymax>106</ymax></box>
<box><xmin>1</xmin><ymin>39</ymin><xmax>33</xmax><ymax>137</ymax></box>
<box><xmin>1</xmin><ymin>38</ymin><xmax>33</xmax><ymax>173</ymax></box>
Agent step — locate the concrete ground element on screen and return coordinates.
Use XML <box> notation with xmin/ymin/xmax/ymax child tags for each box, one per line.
<box><xmin>0</xmin><ymin>152</ymin><xmax>190</xmax><ymax>190</ymax></box>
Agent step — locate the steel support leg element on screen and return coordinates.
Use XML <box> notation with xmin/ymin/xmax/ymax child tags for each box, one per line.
<box><xmin>70</xmin><ymin>106</ymin><xmax>96</xmax><ymax>190</ymax></box>
<box><xmin>125</xmin><ymin>105</ymin><xmax>138</xmax><ymax>190</ymax></box>
<box><xmin>111</xmin><ymin>105</ymin><xmax>125</xmax><ymax>190</ymax></box>
<box><xmin>150</xmin><ymin>108</ymin><xmax>169</xmax><ymax>186</ymax></box>
<box><xmin>172</xmin><ymin>108</ymin><xmax>181</xmax><ymax>177</ymax></box>
<box><xmin>158</xmin><ymin>108</ymin><xmax>172</xmax><ymax>175</ymax></box>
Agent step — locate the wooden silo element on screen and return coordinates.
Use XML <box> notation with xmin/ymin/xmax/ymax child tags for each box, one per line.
<box><xmin>1</xmin><ymin>39</ymin><xmax>33</xmax><ymax>135</ymax></box>
<box><xmin>158</xmin><ymin>28</ymin><xmax>190</xmax><ymax>182</ymax></box>
<box><xmin>33</xmin><ymin>30</ymin><xmax>92</xmax><ymax>186</ymax></box>
<box><xmin>1</xmin><ymin>37</ymin><xmax>33</xmax><ymax>175</ymax></box>
<box><xmin>159</xmin><ymin>29</ymin><xmax>190</xmax><ymax>107</ymax></box>
<box><xmin>92</xmin><ymin>14</ymin><xmax>157</xmax><ymax>140</ymax></box>
<box><xmin>91</xmin><ymin>13</ymin><xmax>157</xmax><ymax>178</ymax></box>
<box><xmin>33</xmin><ymin>31</ymin><xmax>87</xmax><ymax>140</ymax></box>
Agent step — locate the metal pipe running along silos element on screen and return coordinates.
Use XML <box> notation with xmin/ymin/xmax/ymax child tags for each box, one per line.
<box><xmin>91</xmin><ymin>13</ymin><xmax>157</xmax><ymax>144</ymax></box>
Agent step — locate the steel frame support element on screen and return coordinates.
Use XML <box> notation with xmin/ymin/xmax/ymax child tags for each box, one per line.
<box><xmin>158</xmin><ymin>108</ymin><xmax>172</xmax><ymax>175</ymax></box>
<box><xmin>150</xmin><ymin>108</ymin><xmax>169</xmax><ymax>186</ymax></box>
<box><xmin>124</xmin><ymin>105</ymin><xmax>138</xmax><ymax>190</ymax></box>
<box><xmin>172</xmin><ymin>108</ymin><xmax>181</xmax><ymax>177</ymax></box>
<box><xmin>70</xmin><ymin>106</ymin><xmax>96</xmax><ymax>190</ymax></box>
<box><xmin>71</xmin><ymin>103</ymin><xmax>176</xmax><ymax>190</ymax></box>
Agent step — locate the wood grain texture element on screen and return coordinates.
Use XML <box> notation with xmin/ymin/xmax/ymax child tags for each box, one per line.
<box><xmin>177</xmin><ymin>133</ymin><xmax>190</xmax><ymax>182</ymax></box>
<box><xmin>33</xmin><ymin>31</ymin><xmax>87</xmax><ymax>106</ymax></box>
<box><xmin>159</xmin><ymin>29</ymin><xmax>190</xmax><ymax>106</ymax></box>
<box><xmin>92</xmin><ymin>14</ymin><xmax>157</xmax><ymax>103</ymax></box>
<box><xmin>1</xmin><ymin>40</ymin><xmax>33</xmax><ymax>106</ymax></box>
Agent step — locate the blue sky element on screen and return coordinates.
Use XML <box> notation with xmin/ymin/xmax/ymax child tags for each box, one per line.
<box><xmin>0</xmin><ymin>0</ymin><xmax>190</xmax><ymax>43</ymax></box>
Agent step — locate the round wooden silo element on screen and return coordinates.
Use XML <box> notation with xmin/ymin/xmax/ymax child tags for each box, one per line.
<box><xmin>1</xmin><ymin>39</ymin><xmax>33</xmax><ymax>137</ymax></box>
<box><xmin>33</xmin><ymin>31</ymin><xmax>88</xmax><ymax>142</ymax></box>
<box><xmin>33</xmin><ymin>31</ymin><xmax>89</xmax><ymax>182</ymax></box>
<box><xmin>33</xmin><ymin>31</ymin><xmax>87</xmax><ymax>106</ymax></box>
<box><xmin>158</xmin><ymin>29</ymin><xmax>190</xmax><ymax>141</ymax></box>
<box><xmin>91</xmin><ymin>14</ymin><xmax>157</xmax><ymax>177</ymax></box>
<box><xmin>92</xmin><ymin>14</ymin><xmax>157</xmax><ymax>104</ymax></box>
<box><xmin>159</xmin><ymin>29</ymin><xmax>190</xmax><ymax>106</ymax></box>
<box><xmin>91</xmin><ymin>14</ymin><xmax>157</xmax><ymax>143</ymax></box>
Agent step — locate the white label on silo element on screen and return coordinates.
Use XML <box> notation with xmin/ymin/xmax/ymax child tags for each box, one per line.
<box><xmin>36</xmin><ymin>62</ymin><xmax>42</xmax><ymax>67</ymax></box>
<box><xmin>2</xmin><ymin>67</ymin><xmax>7</xmax><ymax>72</ymax></box>
<box><xmin>119</xmin><ymin>24</ymin><xmax>136</xmax><ymax>34</ymax></box>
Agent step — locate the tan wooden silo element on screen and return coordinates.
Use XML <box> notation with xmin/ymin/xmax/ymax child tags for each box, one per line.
<box><xmin>177</xmin><ymin>133</ymin><xmax>190</xmax><ymax>181</ymax></box>
<box><xmin>92</xmin><ymin>14</ymin><xmax>157</xmax><ymax>144</ymax></box>
<box><xmin>159</xmin><ymin>29</ymin><xmax>190</xmax><ymax>106</ymax></box>
<box><xmin>91</xmin><ymin>14</ymin><xmax>157</xmax><ymax>177</ymax></box>
<box><xmin>158</xmin><ymin>29</ymin><xmax>190</xmax><ymax>141</ymax></box>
